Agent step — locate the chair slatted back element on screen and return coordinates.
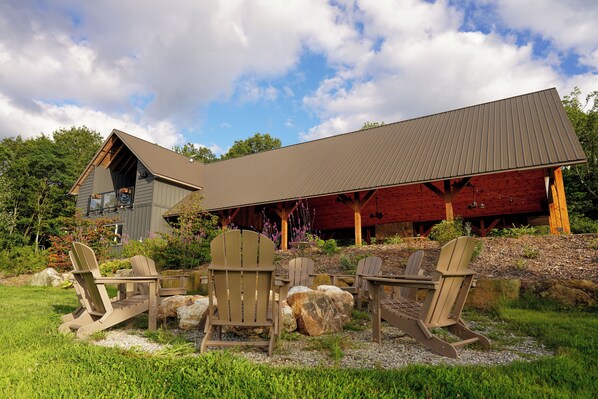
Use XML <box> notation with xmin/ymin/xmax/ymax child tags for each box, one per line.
<box><xmin>130</xmin><ymin>255</ymin><xmax>158</xmax><ymax>296</ymax></box>
<box><xmin>70</xmin><ymin>242</ymin><xmax>113</xmax><ymax>316</ymax></box>
<box><xmin>355</xmin><ymin>256</ymin><xmax>382</xmax><ymax>293</ymax></box>
<box><xmin>421</xmin><ymin>237</ymin><xmax>476</xmax><ymax>327</ymax></box>
<box><xmin>288</xmin><ymin>257</ymin><xmax>315</xmax><ymax>287</ymax></box>
<box><xmin>400</xmin><ymin>250</ymin><xmax>424</xmax><ymax>298</ymax></box>
<box><xmin>209</xmin><ymin>230</ymin><xmax>275</xmax><ymax>324</ymax></box>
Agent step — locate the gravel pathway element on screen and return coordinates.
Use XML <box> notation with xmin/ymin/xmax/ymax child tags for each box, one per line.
<box><xmin>93</xmin><ymin>320</ymin><xmax>552</xmax><ymax>370</ymax></box>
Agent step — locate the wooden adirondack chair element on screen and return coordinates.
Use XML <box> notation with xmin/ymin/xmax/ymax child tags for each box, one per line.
<box><xmin>367</xmin><ymin>237</ymin><xmax>490</xmax><ymax>358</ymax></box>
<box><xmin>130</xmin><ymin>255</ymin><xmax>189</xmax><ymax>297</ymax></box>
<box><xmin>58</xmin><ymin>242</ymin><xmax>160</xmax><ymax>338</ymax></box>
<box><xmin>332</xmin><ymin>256</ymin><xmax>383</xmax><ymax>309</ymax></box>
<box><xmin>399</xmin><ymin>250</ymin><xmax>425</xmax><ymax>300</ymax></box>
<box><xmin>288</xmin><ymin>257</ymin><xmax>315</xmax><ymax>287</ymax></box>
<box><xmin>201</xmin><ymin>230</ymin><xmax>288</xmax><ymax>356</ymax></box>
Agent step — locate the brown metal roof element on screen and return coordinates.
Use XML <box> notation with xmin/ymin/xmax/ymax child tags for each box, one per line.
<box><xmin>190</xmin><ymin>87</ymin><xmax>585</xmax><ymax>212</ymax></box>
<box><xmin>69</xmin><ymin>129</ymin><xmax>204</xmax><ymax>194</ymax></box>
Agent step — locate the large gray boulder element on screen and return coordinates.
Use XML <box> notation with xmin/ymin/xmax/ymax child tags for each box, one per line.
<box><xmin>286</xmin><ymin>289</ymin><xmax>350</xmax><ymax>336</ymax></box>
<box><xmin>30</xmin><ymin>268</ymin><xmax>70</xmax><ymax>287</ymax></box>
<box><xmin>157</xmin><ymin>295</ymin><xmax>202</xmax><ymax>321</ymax></box>
<box><xmin>177</xmin><ymin>297</ymin><xmax>211</xmax><ymax>330</ymax></box>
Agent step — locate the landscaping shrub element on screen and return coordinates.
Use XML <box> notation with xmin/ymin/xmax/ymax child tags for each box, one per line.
<box><xmin>98</xmin><ymin>258</ymin><xmax>131</xmax><ymax>276</ymax></box>
<box><xmin>316</xmin><ymin>238</ymin><xmax>339</xmax><ymax>255</ymax></box>
<box><xmin>488</xmin><ymin>224</ymin><xmax>549</xmax><ymax>238</ymax></box>
<box><xmin>0</xmin><ymin>246</ymin><xmax>48</xmax><ymax>276</ymax></box>
<box><xmin>569</xmin><ymin>214</ymin><xmax>598</xmax><ymax>234</ymax></box>
<box><xmin>384</xmin><ymin>235</ymin><xmax>404</xmax><ymax>245</ymax></box>
<box><xmin>428</xmin><ymin>219</ymin><xmax>465</xmax><ymax>246</ymax></box>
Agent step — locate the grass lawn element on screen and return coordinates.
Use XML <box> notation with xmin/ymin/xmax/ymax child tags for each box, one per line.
<box><xmin>0</xmin><ymin>286</ymin><xmax>596</xmax><ymax>398</ymax></box>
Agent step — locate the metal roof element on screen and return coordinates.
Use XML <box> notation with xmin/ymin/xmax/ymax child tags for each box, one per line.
<box><xmin>192</xmin><ymin>87</ymin><xmax>585</xmax><ymax>212</ymax></box>
<box><xmin>69</xmin><ymin>129</ymin><xmax>204</xmax><ymax>194</ymax></box>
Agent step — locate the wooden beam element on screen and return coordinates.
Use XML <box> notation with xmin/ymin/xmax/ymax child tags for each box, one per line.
<box><xmin>424</xmin><ymin>178</ymin><xmax>471</xmax><ymax>222</ymax></box>
<box><xmin>553</xmin><ymin>168</ymin><xmax>571</xmax><ymax>234</ymax></box>
<box><xmin>335</xmin><ymin>190</ymin><xmax>376</xmax><ymax>245</ymax></box>
<box><xmin>274</xmin><ymin>202</ymin><xmax>300</xmax><ymax>250</ymax></box>
<box><xmin>219</xmin><ymin>208</ymin><xmax>240</xmax><ymax>230</ymax></box>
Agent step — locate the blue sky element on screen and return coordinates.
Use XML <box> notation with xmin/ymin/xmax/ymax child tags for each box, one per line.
<box><xmin>1</xmin><ymin>0</ymin><xmax>597</xmax><ymax>155</ymax></box>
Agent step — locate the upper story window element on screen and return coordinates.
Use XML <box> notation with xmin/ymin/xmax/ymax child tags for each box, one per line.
<box><xmin>88</xmin><ymin>187</ymin><xmax>134</xmax><ymax>214</ymax></box>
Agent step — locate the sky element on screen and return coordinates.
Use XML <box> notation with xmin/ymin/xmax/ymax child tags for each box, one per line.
<box><xmin>1</xmin><ymin>0</ymin><xmax>597</xmax><ymax>156</ymax></box>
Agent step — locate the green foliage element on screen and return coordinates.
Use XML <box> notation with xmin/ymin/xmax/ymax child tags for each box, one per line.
<box><xmin>515</xmin><ymin>259</ymin><xmax>527</xmax><ymax>270</ymax></box>
<box><xmin>361</xmin><ymin>121</ymin><xmax>385</xmax><ymax>129</ymax></box>
<box><xmin>471</xmin><ymin>240</ymin><xmax>484</xmax><ymax>261</ymax></box>
<box><xmin>172</xmin><ymin>143</ymin><xmax>217</xmax><ymax>163</ymax></box>
<box><xmin>221</xmin><ymin>133</ymin><xmax>281</xmax><ymax>160</ymax></box>
<box><xmin>588</xmin><ymin>238</ymin><xmax>598</xmax><ymax>250</ymax></box>
<box><xmin>569</xmin><ymin>214</ymin><xmax>598</xmax><ymax>233</ymax></box>
<box><xmin>2</xmin><ymin>287</ymin><xmax>598</xmax><ymax>398</ymax></box>
<box><xmin>0</xmin><ymin>127</ymin><xmax>102</xmax><ymax>249</ymax></box>
<box><xmin>158</xmin><ymin>195</ymin><xmax>220</xmax><ymax>269</ymax></box>
<box><xmin>428</xmin><ymin>219</ymin><xmax>465</xmax><ymax>246</ymax></box>
<box><xmin>98</xmin><ymin>259</ymin><xmax>131</xmax><ymax>276</ymax></box>
<box><xmin>522</xmin><ymin>246</ymin><xmax>540</xmax><ymax>259</ymax></box>
<box><xmin>562</xmin><ymin>87</ymin><xmax>598</xmax><ymax>222</ymax></box>
<box><xmin>121</xmin><ymin>236</ymin><xmax>168</xmax><ymax>260</ymax></box>
<box><xmin>306</xmin><ymin>334</ymin><xmax>352</xmax><ymax>364</ymax></box>
<box><xmin>0</xmin><ymin>246</ymin><xmax>48</xmax><ymax>276</ymax></box>
<box><xmin>383</xmin><ymin>235</ymin><xmax>403</xmax><ymax>245</ymax></box>
<box><xmin>343</xmin><ymin>309</ymin><xmax>371</xmax><ymax>332</ymax></box>
<box><xmin>489</xmin><ymin>224</ymin><xmax>548</xmax><ymax>238</ymax></box>
<box><xmin>316</xmin><ymin>238</ymin><xmax>339</xmax><ymax>255</ymax></box>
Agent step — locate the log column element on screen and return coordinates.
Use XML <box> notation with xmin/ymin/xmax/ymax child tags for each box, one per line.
<box><xmin>218</xmin><ymin>208</ymin><xmax>240</xmax><ymax>231</ymax></box>
<box><xmin>336</xmin><ymin>190</ymin><xmax>376</xmax><ymax>245</ymax></box>
<box><xmin>274</xmin><ymin>202</ymin><xmax>300</xmax><ymax>250</ymax></box>
<box><xmin>424</xmin><ymin>178</ymin><xmax>471</xmax><ymax>222</ymax></box>
<box><xmin>547</xmin><ymin>168</ymin><xmax>571</xmax><ymax>234</ymax></box>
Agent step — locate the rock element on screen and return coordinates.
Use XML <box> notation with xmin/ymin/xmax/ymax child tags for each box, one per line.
<box><xmin>158</xmin><ymin>295</ymin><xmax>202</xmax><ymax>320</ymax></box>
<box><xmin>313</xmin><ymin>273</ymin><xmax>332</xmax><ymax>287</ymax></box>
<box><xmin>288</xmin><ymin>286</ymin><xmax>312</xmax><ymax>296</ymax></box>
<box><xmin>177</xmin><ymin>298</ymin><xmax>211</xmax><ymax>330</ymax></box>
<box><xmin>115</xmin><ymin>269</ymin><xmax>134</xmax><ymax>277</ymax></box>
<box><xmin>467</xmin><ymin>278</ymin><xmax>521</xmax><ymax>310</ymax></box>
<box><xmin>30</xmin><ymin>268</ymin><xmax>68</xmax><ymax>287</ymax></box>
<box><xmin>286</xmin><ymin>291</ymin><xmax>346</xmax><ymax>336</ymax></box>
<box><xmin>317</xmin><ymin>287</ymin><xmax>354</xmax><ymax>322</ymax></box>
<box><xmin>280</xmin><ymin>301</ymin><xmax>297</xmax><ymax>332</ymax></box>
<box><xmin>526</xmin><ymin>279</ymin><xmax>597</xmax><ymax>307</ymax></box>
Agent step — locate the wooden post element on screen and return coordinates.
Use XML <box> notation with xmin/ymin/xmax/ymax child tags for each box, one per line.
<box><xmin>354</xmin><ymin>208</ymin><xmax>362</xmax><ymax>246</ymax></box>
<box><xmin>274</xmin><ymin>202</ymin><xmax>300</xmax><ymax>250</ymax></box>
<box><xmin>219</xmin><ymin>208</ymin><xmax>240</xmax><ymax>231</ymax></box>
<box><xmin>547</xmin><ymin>168</ymin><xmax>571</xmax><ymax>235</ymax></box>
<box><xmin>424</xmin><ymin>178</ymin><xmax>470</xmax><ymax>222</ymax></box>
<box><xmin>336</xmin><ymin>190</ymin><xmax>376</xmax><ymax>246</ymax></box>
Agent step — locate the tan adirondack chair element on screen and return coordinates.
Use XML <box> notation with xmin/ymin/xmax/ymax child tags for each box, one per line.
<box><xmin>201</xmin><ymin>230</ymin><xmax>288</xmax><ymax>356</ymax></box>
<box><xmin>399</xmin><ymin>250</ymin><xmax>425</xmax><ymax>300</ymax></box>
<box><xmin>130</xmin><ymin>255</ymin><xmax>188</xmax><ymax>297</ymax></box>
<box><xmin>367</xmin><ymin>237</ymin><xmax>490</xmax><ymax>358</ymax></box>
<box><xmin>332</xmin><ymin>256</ymin><xmax>383</xmax><ymax>309</ymax></box>
<box><xmin>58</xmin><ymin>242</ymin><xmax>160</xmax><ymax>338</ymax></box>
<box><xmin>288</xmin><ymin>257</ymin><xmax>315</xmax><ymax>287</ymax></box>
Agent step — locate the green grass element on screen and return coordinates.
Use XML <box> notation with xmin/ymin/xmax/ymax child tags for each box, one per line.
<box><xmin>1</xmin><ymin>286</ymin><xmax>597</xmax><ymax>398</ymax></box>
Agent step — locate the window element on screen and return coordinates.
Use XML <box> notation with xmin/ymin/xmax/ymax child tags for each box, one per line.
<box><xmin>106</xmin><ymin>223</ymin><xmax>124</xmax><ymax>245</ymax></box>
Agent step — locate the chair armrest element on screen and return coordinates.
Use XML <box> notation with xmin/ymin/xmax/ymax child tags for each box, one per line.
<box><xmin>95</xmin><ymin>276</ymin><xmax>162</xmax><ymax>284</ymax></box>
<box><xmin>364</xmin><ymin>276</ymin><xmax>438</xmax><ymax>290</ymax></box>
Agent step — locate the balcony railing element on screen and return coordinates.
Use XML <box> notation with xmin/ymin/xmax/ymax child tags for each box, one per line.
<box><xmin>88</xmin><ymin>187</ymin><xmax>134</xmax><ymax>214</ymax></box>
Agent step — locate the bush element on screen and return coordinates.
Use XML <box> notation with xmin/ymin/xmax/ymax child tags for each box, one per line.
<box><xmin>99</xmin><ymin>259</ymin><xmax>131</xmax><ymax>276</ymax></box>
<box><xmin>384</xmin><ymin>235</ymin><xmax>403</xmax><ymax>245</ymax></box>
<box><xmin>569</xmin><ymin>214</ymin><xmax>598</xmax><ymax>234</ymax></box>
<box><xmin>489</xmin><ymin>224</ymin><xmax>549</xmax><ymax>238</ymax></box>
<box><xmin>121</xmin><ymin>236</ymin><xmax>168</xmax><ymax>263</ymax></box>
<box><xmin>429</xmin><ymin>219</ymin><xmax>465</xmax><ymax>246</ymax></box>
<box><xmin>317</xmin><ymin>238</ymin><xmax>338</xmax><ymax>255</ymax></box>
<box><xmin>0</xmin><ymin>246</ymin><xmax>48</xmax><ymax>276</ymax></box>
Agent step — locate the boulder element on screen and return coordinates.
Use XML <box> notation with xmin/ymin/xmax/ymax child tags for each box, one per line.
<box><xmin>286</xmin><ymin>291</ymin><xmax>346</xmax><ymax>336</ymax></box>
<box><xmin>158</xmin><ymin>295</ymin><xmax>203</xmax><ymax>320</ymax></box>
<box><xmin>317</xmin><ymin>286</ymin><xmax>354</xmax><ymax>322</ymax></box>
<box><xmin>467</xmin><ymin>278</ymin><xmax>521</xmax><ymax>310</ymax></box>
<box><xmin>526</xmin><ymin>279</ymin><xmax>597</xmax><ymax>307</ymax></box>
<box><xmin>177</xmin><ymin>298</ymin><xmax>211</xmax><ymax>330</ymax></box>
<box><xmin>115</xmin><ymin>269</ymin><xmax>134</xmax><ymax>277</ymax></box>
<box><xmin>30</xmin><ymin>268</ymin><xmax>68</xmax><ymax>287</ymax></box>
<box><xmin>288</xmin><ymin>286</ymin><xmax>312</xmax><ymax>296</ymax></box>
<box><xmin>280</xmin><ymin>301</ymin><xmax>297</xmax><ymax>333</ymax></box>
<box><xmin>313</xmin><ymin>273</ymin><xmax>332</xmax><ymax>287</ymax></box>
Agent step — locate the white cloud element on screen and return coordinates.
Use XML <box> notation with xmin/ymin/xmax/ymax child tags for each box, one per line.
<box><xmin>299</xmin><ymin>0</ymin><xmax>598</xmax><ymax>141</ymax></box>
<box><xmin>493</xmin><ymin>0</ymin><xmax>598</xmax><ymax>68</ymax></box>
